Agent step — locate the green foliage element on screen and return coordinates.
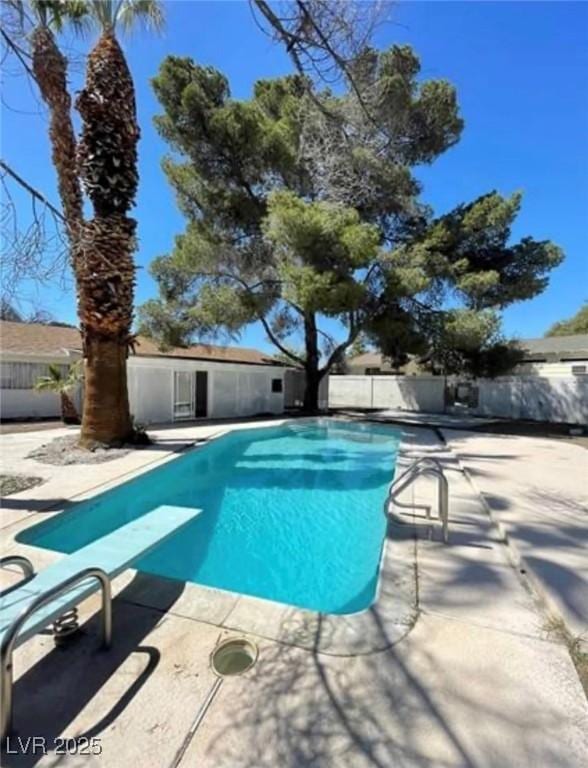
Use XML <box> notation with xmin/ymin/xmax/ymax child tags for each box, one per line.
<box><xmin>398</xmin><ymin>192</ymin><xmax>564</xmax><ymax>310</ymax></box>
<box><xmin>263</xmin><ymin>191</ymin><xmax>378</xmax><ymax>315</ymax></box>
<box><xmin>87</xmin><ymin>0</ymin><xmax>164</xmax><ymax>33</ymax></box>
<box><xmin>423</xmin><ymin>309</ymin><xmax>525</xmax><ymax>378</ymax></box>
<box><xmin>348</xmin><ymin>334</ymin><xmax>369</xmax><ymax>359</ymax></box>
<box><xmin>545</xmin><ymin>303</ymin><xmax>588</xmax><ymax>337</ymax></box>
<box><xmin>141</xmin><ymin>45</ymin><xmax>563</xmax><ymax>394</ymax></box>
<box><xmin>34</xmin><ymin>360</ymin><xmax>82</xmax><ymax>393</ymax></box>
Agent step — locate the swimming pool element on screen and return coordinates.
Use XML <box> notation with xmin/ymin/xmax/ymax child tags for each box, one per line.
<box><xmin>18</xmin><ymin>420</ymin><xmax>400</xmax><ymax>614</ymax></box>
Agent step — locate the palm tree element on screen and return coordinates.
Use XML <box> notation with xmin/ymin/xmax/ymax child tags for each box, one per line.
<box><xmin>21</xmin><ymin>1</ymin><xmax>86</xmax><ymax>250</ymax></box>
<box><xmin>35</xmin><ymin>361</ymin><xmax>83</xmax><ymax>424</ymax></box>
<box><xmin>74</xmin><ymin>0</ymin><xmax>163</xmax><ymax>447</ymax></box>
<box><xmin>8</xmin><ymin>1</ymin><xmax>161</xmax><ymax>446</ymax></box>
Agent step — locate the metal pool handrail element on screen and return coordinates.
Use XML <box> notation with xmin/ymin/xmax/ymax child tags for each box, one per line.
<box><xmin>385</xmin><ymin>457</ymin><xmax>449</xmax><ymax>543</ymax></box>
<box><xmin>1</xmin><ymin>567</ymin><xmax>112</xmax><ymax>739</ymax></box>
<box><xmin>0</xmin><ymin>555</ymin><xmax>35</xmax><ymax>580</ymax></box>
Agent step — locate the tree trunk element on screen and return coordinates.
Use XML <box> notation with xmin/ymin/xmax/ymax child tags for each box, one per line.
<box><xmin>60</xmin><ymin>392</ymin><xmax>79</xmax><ymax>425</ymax></box>
<box><xmin>302</xmin><ymin>312</ymin><xmax>323</xmax><ymax>413</ymax></box>
<box><xmin>80</xmin><ymin>335</ymin><xmax>133</xmax><ymax>447</ymax></box>
<box><xmin>303</xmin><ymin>368</ymin><xmax>325</xmax><ymax>412</ymax></box>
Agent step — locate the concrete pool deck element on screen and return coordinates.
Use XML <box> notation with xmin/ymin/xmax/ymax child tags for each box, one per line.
<box><xmin>441</xmin><ymin>429</ymin><xmax>588</xmax><ymax>651</ymax></box>
<box><xmin>1</xmin><ymin>419</ymin><xmax>587</xmax><ymax>766</ymax></box>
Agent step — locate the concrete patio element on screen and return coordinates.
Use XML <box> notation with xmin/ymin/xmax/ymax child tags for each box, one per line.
<box><xmin>1</xmin><ymin>419</ymin><xmax>587</xmax><ymax>767</ymax></box>
<box><xmin>442</xmin><ymin>429</ymin><xmax>588</xmax><ymax>650</ymax></box>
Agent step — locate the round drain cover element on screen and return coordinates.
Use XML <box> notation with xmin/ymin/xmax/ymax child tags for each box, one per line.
<box><xmin>210</xmin><ymin>637</ymin><xmax>258</xmax><ymax>677</ymax></box>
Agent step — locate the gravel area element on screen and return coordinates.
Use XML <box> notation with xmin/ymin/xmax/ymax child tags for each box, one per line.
<box><xmin>0</xmin><ymin>474</ymin><xmax>45</xmax><ymax>497</ymax></box>
<box><xmin>27</xmin><ymin>435</ymin><xmax>132</xmax><ymax>465</ymax></box>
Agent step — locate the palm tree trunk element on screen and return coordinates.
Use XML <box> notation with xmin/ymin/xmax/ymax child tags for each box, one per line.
<box><xmin>76</xmin><ymin>32</ymin><xmax>139</xmax><ymax>446</ymax></box>
<box><xmin>30</xmin><ymin>26</ymin><xmax>83</xmax><ymax>242</ymax></box>
<box><xmin>60</xmin><ymin>392</ymin><xmax>79</xmax><ymax>425</ymax></box>
<box><xmin>82</xmin><ymin>336</ymin><xmax>132</xmax><ymax>444</ymax></box>
<box><xmin>76</xmin><ymin>215</ymin><xmax>136</xmax><ymax>446</ymax></box>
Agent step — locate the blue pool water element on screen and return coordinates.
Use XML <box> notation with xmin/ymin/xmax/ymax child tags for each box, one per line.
<box><xmin>18</xmin><ymin>420</ymin><xmax>400</xmax><ymax>614</ymax></box>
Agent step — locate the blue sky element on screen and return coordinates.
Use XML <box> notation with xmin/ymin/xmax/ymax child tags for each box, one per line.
<box><xmin>2</xmin><ymin>0</ymin><xmax>587</xmax><ymax>351</ymax></box>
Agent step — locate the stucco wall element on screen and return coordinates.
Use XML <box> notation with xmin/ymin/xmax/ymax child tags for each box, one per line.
<box><xmin>0</xmin><ymin>389</ymin><xmax>62</xmax><ymax>419</ymax></box>
<box><xmin>127</xmin><ymin>356</ymin><xmax>287</xmax><ymax>424</ymax></box>
<box><xmin>1</xmin><ymin>354</ymin><xmax>288</xmax><ymax>423</ymax></box>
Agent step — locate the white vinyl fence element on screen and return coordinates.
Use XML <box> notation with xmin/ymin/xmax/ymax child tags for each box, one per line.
<box><xmin>328</xmin><ymin>375</ymin><xmax>445</xmax><ymax>413</ymax></box>
<box><xmin>328</xmin><ymin>374</ymin><xmax>588</xmax><ymax>425</ymax></box>
<box><xmin>474</xmin><ymin>376</ymin><xmax>588</xmax><ymax>424</ymax></box>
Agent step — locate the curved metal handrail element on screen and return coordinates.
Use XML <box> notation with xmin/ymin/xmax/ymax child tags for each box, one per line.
<box><xmin>0</xmin><ymin>555</ymin><xmax>35</xmax><ymax>579</ymax></box>
<box><xmin>389</xmin><ymin>456</ymin><xmax>444</xmax><ymax>492</ymax></box>
<box><xmin>1</xmin><ymin>566</ymin><xmax>112</xmax><ymax>739</ymax></box>
<box><xmin>385</xmin><ymin>457</ymin><xmax>449</xmax><ymax>543</ymax></box>
<box><xmin>0</xmin><ymin>556</ymin><xmax>36</xmax><ymax>599</ymax></box>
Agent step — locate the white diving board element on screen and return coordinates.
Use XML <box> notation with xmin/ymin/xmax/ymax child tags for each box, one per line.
<box><xmin>0</xmin><ymin>504</ymin><xmax>201</xmax><ymax>738</ymax></box>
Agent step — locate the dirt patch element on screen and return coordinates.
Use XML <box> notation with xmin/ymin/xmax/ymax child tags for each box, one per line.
<box><xmin>27</xmin><ymin>435</ymin><xmax>132</xmax><ymax>465</ymax></box>
<box><xmin>0</xmin><ymin>474</ymin><xmax>45</xmax><ymax>496</ymax></box>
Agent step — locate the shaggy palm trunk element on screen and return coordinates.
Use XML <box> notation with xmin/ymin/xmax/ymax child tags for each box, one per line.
<box><xmin>76</xmin><ymin>32</ymin><xmax>139</xmax><ymax>446</ymax></box>
<box><xmin>60</xmin><ymin>392</ymin><xmax>79</xmax><ymax>424</ymax></box>
<box><xmin>30</xmin><ymin>26</ymin><xmax>83</xmax><ymax>249</ymax></box>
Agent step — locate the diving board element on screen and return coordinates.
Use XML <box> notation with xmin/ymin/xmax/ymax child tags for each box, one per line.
<box><xmin>0</xmin><ymin>504</ymin><xmax>201</xmax><ymax>738</ymax></box>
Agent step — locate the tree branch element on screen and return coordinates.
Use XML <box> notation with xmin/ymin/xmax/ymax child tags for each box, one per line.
<box><xmin>0</xmin><ymin>160</ymin><xmax>65</xmax><ymax>222</ymax></box>
<box><xmin>0</xmin><ymin>27</ymin><xmax>35</xmax><ymax>82</ymax></box>
<box><xmin>197</xmin><ymin>270</ymin><xmax>306</xmax><ymax>366</ymax></box>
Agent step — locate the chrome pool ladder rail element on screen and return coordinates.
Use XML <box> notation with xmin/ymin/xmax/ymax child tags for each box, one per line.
<box><xmin>0</xmin><ymin>555</ymin><xmax>35</xmax><ymax>581</ymax></box>
<box><xmin>385</xmin><ymin>456</ymin><xmax>449</xmax><ymax>542</ymax></box>
<box><xmin>1</xmin><ymin>567</ymin><xmax>112</xmax><ymax>739</ymax></box>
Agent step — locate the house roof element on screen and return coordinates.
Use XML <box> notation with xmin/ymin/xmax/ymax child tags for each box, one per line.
<box><xmin>519</xmin><ymin>335</ymin><xmax>588</xmax><ymax>358</ymax></box>
<box><xmin>349</xmin><ymin>335</ymin><xmax>588</xmax><ymax>368</ymax></box>
<box><xmin>0</xmin><ymin>321</ymin><xmax>281</xmax><ymax>367</ymax></box>
<box><xmin>348</xmin><ymin>351</ymin><xmax>386</xmax><ymax>367</ymax></box>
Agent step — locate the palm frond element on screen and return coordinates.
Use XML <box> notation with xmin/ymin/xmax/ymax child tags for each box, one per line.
<box><xmin>34</xmin><ymin>360</ymin><xmax>82</xmax><ymax>392</ymax></box>
<box><xmin>115</xmin><ymin>0</ymin><xmax>164</xmax><ymax>34</ymax></box>
<box><xmin>34</xmin><ymin>363</ymin><xmax>64</xmax><ymax>391</ymax></box>
<box><xmin>25</xmin><ymin>1</ymin><xmax>91</xmax><ymax>33</ymax></box>
<box><xmin>59</xmin><ymin>0</ymin><xmax>92</xmax><ymax>35</ymax></box>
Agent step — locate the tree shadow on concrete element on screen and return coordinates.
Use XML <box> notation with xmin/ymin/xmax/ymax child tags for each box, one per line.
<box><xmin>197</xmin><ymin>598</ymin><xmax>569</xmax><ymax>768</ymax></box>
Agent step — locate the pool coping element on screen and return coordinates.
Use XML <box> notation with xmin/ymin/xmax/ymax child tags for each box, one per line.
<box><xmin>2</xmin><ymin>417</ymin><xmax>421</xmax><ymax>657</ymax></box>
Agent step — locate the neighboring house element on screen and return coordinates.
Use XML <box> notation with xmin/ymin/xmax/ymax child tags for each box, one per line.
<box><xmin>515</xmin><ymin>335</ymin><xmax>588</xmax><ymax>375</ymax></box>
<box><xmin>346</xmin><ymin>351</ymin><xmax>426</xmax><ymax>376</ymax></box>
<box><xmin>0</xmin><ymin>321</ymin><xmax>293</xmax><ymax>423</ymax></box>
<box><xmin>347</xmin><ymin>335</ymin><xmax>588</xmax><ymax>378</ymax></box>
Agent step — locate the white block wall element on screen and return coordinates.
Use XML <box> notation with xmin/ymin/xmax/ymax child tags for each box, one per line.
<box><xmin>329</xmin><ymin>373</ymin><xmax>587</xmax><ymax>425</ymax></box>
<box><xmin>475</xmin><ymin>376</ymin><xmax>588</xmax><ymax>424</ymax></box>
<box><xmin>328</xmin><ymin>375</ymin><xmax>445</xmax><ymax>413</ymax></box>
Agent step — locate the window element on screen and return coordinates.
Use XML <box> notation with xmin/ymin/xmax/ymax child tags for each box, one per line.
<box><xmin>271</xmin><ymin>378</ymin><xmax>283</xmax><ymax>393</ymax></box>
